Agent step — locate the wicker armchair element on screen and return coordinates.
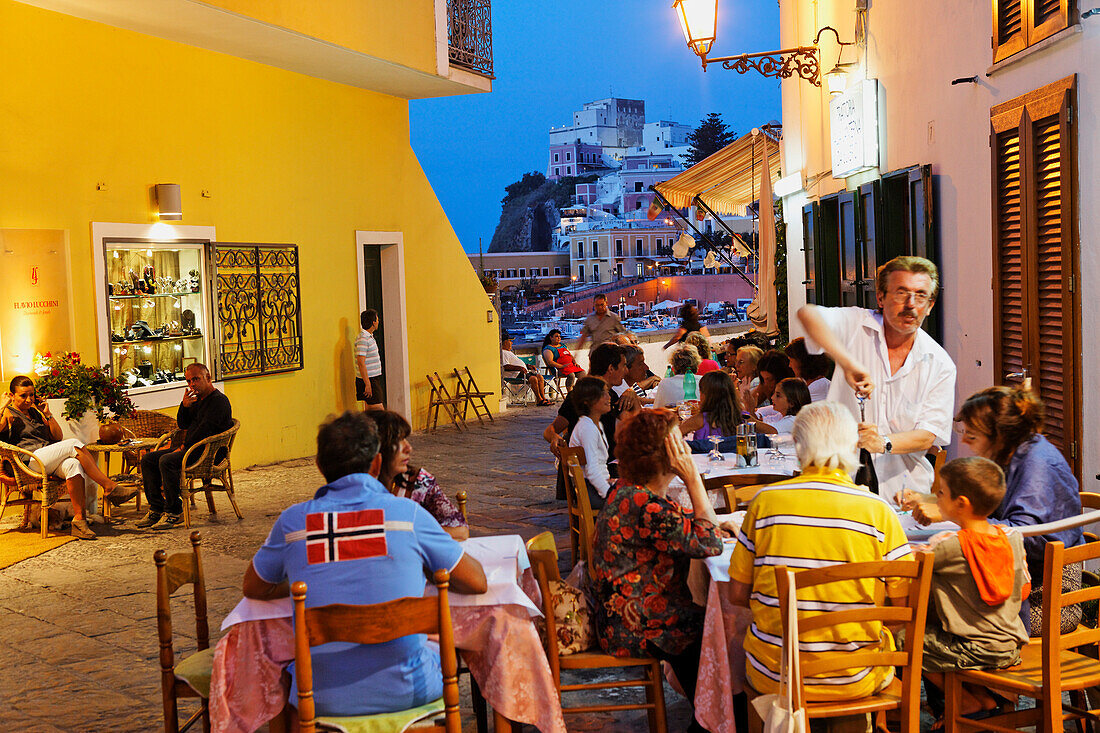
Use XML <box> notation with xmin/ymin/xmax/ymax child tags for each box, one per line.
<box><xmin>179</xmin><ymin>419</ymin><xmax>241</xmax><ymax>528</ymax></box>
<box><xmin>115</xmin><ymin>409</ymin><xmax>182</xmax><ymax>513</ymax></box>
<box><xmin>0</xmin><ymin>441</ymin><xmax>68</xmax><ymax>538</ymax></box>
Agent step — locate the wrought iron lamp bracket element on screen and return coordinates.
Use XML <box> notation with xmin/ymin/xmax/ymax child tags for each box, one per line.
<box><xmin>703</xmin><ymin>47</ymin><xmax>820</xmax><ymax>85</ymax></box>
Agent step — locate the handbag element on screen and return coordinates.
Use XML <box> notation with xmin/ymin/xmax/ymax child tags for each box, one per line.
<box><xmin>751</xmin><ymin>568</ymin><xmax>807</xmax><ymax>733</ymax></box>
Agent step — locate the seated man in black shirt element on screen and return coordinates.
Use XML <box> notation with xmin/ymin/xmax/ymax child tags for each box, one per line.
<box><xmin>543</xmin><ymin>344</ymin><xmax>640</xmax><ymax>498</ymax></box>
<box><xmin>136</xmin><ymin>363</ymin><xmax>232</xmax><ymax>530</ymax></box>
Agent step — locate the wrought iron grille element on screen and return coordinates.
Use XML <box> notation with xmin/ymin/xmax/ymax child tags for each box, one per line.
<box><xmin>214</xmin><ymin>244</ymin><xmax>302</xmax><ymax>380</ymax></box>
<box><xmin>447</xmin><ymin>0</ymin><xmax>494</xmax><ymax>78</ymax></box>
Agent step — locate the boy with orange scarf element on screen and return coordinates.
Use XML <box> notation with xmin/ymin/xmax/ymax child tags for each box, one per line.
<box><xmin>918</xmin><ymin>457</ymin><xmax>1030</xmax><ymax>718</ymax></box>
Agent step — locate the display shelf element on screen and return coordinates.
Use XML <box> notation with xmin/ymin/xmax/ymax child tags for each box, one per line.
<box><xmin>109</xmin><ymin>291</ymin><xmax>201</xmax><ymax>299</ymax></box>
<box><xmin>111</xmin><ymin>334</ymin><xmax>203</xmax><ymax>344</ymax></box>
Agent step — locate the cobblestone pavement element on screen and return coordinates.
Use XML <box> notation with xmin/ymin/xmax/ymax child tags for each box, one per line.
<box><xmin>0</xmin><ymin>405</ymin><xmax>695</xmax><ymax>732</ymax></box>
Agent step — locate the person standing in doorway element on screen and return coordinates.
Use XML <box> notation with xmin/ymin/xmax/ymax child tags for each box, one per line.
<box><xmin>356</xmin><ymin>309</ymin><xmax>384</xmax><ymax>411</ymax></box>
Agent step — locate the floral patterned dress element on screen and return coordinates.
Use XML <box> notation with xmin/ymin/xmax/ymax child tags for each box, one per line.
<box><xmin>589</xmin><ymin>482</ymin><xmax>722</xmax><ymax>657</ymax></box>
<box><xmin>391</xmin><ymin>467</ymin><xmax>468</xmax><ymax>528</ymax></box>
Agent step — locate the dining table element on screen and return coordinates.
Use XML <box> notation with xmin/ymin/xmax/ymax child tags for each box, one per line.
<box><xmin>207</xmin><ymin>534</ymin><xmax>567</xmax><ymax>733</ymax></box>
<box><xmin>84</xmin><ymin>437</ymin><xmax>159</xmax><ymax>517</ymax></box>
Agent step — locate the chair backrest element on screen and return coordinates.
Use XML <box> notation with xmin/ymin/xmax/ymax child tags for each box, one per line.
<box><xmin>559</xmin><ymin>446</ymin><xmax>596</xmax><ymax>567</ymax></box>
<box><xmin>291</xmin><ymin>570</ymin><xmax>460</xmax><ymax>733</ymax></box>
<box><xmin>1041</xmin><ymin>540</ymin><xmax>1100</xmax><ymax>659</ymax></box>
<box><xmin>182</xmin><ymin>419</ymin><xmax>240</xmax><ymax>473</ymax></box>
<box><xmin>1080</xmin><ymin>492</ymin><xmax>1100</xmax><ymax>544</ymax></box>
<box><xmin>704</xmin><ymin>473</ymin><xmax>790</xmax><ymax>512</ymax></box>
<box><xmin>154</xmin><ymin>531</ymin><xmax>210</xmax><ymax>676</ymax></box>
<box><xmin>526</xmin><ymin>532</ymin><xmax>564</xmax><ymax>680</ymax></box>
<box><xmin>119</xmin><ymin>409</ymin><xmax>179</xmax><ymax>439</ymax></box>
<box><xmin>455</xmin><ymin>490</ymin><xmax>468</xmax><ymax>521</ymax></box>
<box><xmin>774</xmin><ymin>552</ymin><xmax>933</xmax><ymax>727</ymax></box>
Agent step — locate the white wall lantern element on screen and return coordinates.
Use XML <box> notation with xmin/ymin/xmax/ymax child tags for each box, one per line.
<box><xmin>773</xmin><ymin>171</ymin><xmax>805</xmax><ymax>198</ymax></box>
<box><xmin>829</xmin><ymin>79</ymin><xmax>879</xmax><ymax>179</ymax></box>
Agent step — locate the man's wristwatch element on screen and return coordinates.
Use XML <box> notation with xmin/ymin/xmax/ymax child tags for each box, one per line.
<box><xmin>883</xmin><ymin>436</ymin><xmax>893</xmax><ymax>454</ymax></box>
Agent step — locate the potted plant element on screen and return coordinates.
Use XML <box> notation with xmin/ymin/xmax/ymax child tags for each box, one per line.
<box><xmin>32</xmin><ymin>352</ymin><xmax>137</xmax><ymax>442</ymax></box>
<box><xmin>479</xmin><ymin>272</ymin><xmax>498</xmax><ymax>294</ymax></box>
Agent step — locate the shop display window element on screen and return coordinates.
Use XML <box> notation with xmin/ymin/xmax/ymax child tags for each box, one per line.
<box><xmin>104</xmin><ymin>242</ymin><xmax>209</xmax><ymax>391</ymax></box>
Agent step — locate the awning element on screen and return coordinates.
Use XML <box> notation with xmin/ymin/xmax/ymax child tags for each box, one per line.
<box><xmin>654</xmin><ymin>128</ymin><xmax>782</xmax><ymax>216</ymax></box>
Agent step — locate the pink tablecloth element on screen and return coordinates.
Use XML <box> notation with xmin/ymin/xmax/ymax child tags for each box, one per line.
<box><xmin>694</xmin><ymin>578</ymin><xmax>752</xmax><ymax>733</ymax></box>
<box><xmin>209</xmin><ymin>575</ymin><xmax>566</xmax><ymax>733</ymax></box>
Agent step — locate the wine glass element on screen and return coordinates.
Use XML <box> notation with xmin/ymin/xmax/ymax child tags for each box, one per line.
<box><xmin>707</xmin><ymin>435</ymin><xmax>724</xmax><ymax>463</ymax></box>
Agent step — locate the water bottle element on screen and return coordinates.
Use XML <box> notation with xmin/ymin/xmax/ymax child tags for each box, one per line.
<box><xmin>664</xmin><ymin>365</ymin><xmax>673</xmax><ymax>378</ymax></box>
<box><xmin>683</xmin><ymin>368</ymin><xmax>697</xmax><ymax>400</ymax></box>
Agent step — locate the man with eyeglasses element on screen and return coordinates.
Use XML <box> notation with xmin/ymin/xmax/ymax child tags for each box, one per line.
<box><xmin>796</xmin><ymin>256</ymin><xmax>956</xmax><ymax>505</ymax></box>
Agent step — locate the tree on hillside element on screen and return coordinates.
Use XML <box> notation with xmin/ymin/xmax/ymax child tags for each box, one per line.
<box><xmin>686</xmin><ymin>112</ymin><xmax>736</xmax><ymax>166</ymax></box>
<box><xmin>501</xmin><ymin>172</ymin><xmax>546</xmax><ymax>205</ymax></box>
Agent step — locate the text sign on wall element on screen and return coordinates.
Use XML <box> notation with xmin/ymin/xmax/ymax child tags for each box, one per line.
<box><xmin>0</xmin><ymin>230</ymin><xmax>75</xmax><ymax>379</ymax></box>
<box><xmin>830</xmin><ymin>79</ymin><xmax>880</xmax><ymax>179</ymax></box>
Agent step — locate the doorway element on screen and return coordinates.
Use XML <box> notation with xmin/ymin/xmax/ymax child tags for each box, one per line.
<box><xmin>355</xmin><ymin>231</ymin><xmax>410</xmax><ymax>421</ymax></box>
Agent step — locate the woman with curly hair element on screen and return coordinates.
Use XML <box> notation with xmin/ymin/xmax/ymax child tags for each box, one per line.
<box><xmin>363</xmin><ymin>410</ymin><xmax>469</xmax><ymax>540</ymax></box>
<box><xmin>652</xmin><ymin>344</ymin><xmax>702</xmax><ymax>408</ymax></box>
<box><xmin>589</xmin><ymin>410</ymin><xmax>721</xmax><ymax>732</ymax></box>
<box><xmin>907</xmin><ymin>386</ymin><xmax>1082</xmax><ymax>634</ymax></box>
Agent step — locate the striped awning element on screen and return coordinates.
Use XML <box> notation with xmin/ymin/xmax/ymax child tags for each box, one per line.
<box><xmin>655</xmin><ymin>128</ymin><xmax>782</xmax><ymax>216</ymax></box>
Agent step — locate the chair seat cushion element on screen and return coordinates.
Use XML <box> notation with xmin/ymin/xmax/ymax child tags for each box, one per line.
<box><xmin>316</xmin><ymin>697</ymin><xmax>445</xmax><ymax>733</ymax></box>
<box><xmin>174</xmin><ymin>647</ymin><xmax>215</xmax><ymax>698</ymax></box>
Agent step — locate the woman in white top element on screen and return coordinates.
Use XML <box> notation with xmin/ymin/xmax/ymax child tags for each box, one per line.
<box><xmin>652</xmin><ymin>345</ymin><xmax>702</xmax><ymax>408</ymax></box>
<box><xmin>784</xmin><ymin>337</ymin><xmax>834</xmax><ymax>402</ymax></box>
<box><xmin>750</xmin><ymin>378</ymin><xmax>812</xmax><ymax>435</ymax></box>
<box><xmin>567</xmin><ymin>377</ymin><xmax>613</xmax><ymax>509</ymax></box>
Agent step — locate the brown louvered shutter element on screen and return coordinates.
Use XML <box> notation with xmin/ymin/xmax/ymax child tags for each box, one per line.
<box><xmin>990</xmin><ymin>76</ymin><xmax>1079</xmax><ymax>477</ymax></box>
<box><xmin>993</xmin><ymin>0</ymin><xmax>1027</xmax><ymax>62</ymax></box>
<box><xmin>1029</xmin><ymin>0</ymin><xmax>1070</xmax><ymax>45</ymax></box>
<box><xmin>991</xmin><ymin>115</ymin><xmax>1028</xmax><ymax>389</ymax></box>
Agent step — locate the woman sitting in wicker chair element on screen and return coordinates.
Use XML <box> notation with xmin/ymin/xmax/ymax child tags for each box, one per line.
<box><xmin>0</xmin><ymin>375</ymin><xmax>127</xmax><ymax>539</ymax></box>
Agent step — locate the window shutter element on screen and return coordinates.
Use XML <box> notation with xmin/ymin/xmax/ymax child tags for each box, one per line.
<box><xmin>838</xmin><ymin>191</ymin><xmax>860</xmax><ymax>307</ymax></box>
<box><xmin>1030</xmin><ymin>87</ymin><xmax>1075</xmax><ymax>455</ymax></box>
<box><xmin>802</xmin><ymin>202</ymin><xmax>819</xmax><ymax>304</ymax></box>
<box><xmin>990</xmin><ymin>76</ymin><xmax>1078</xmax><ymax>476</ymax></box>
<box><xmin>993</xmin><ymin>0</ymin><xmax>1027</xmax><ymax>62</ymax></box>
<box><xmin>1029</xmin><ymin>0</ymin><xmax>1070</xmax><ymax>46</ymax></box>
<box><xmin>991</xmin><ymin>113</ymin><xmax>1029</xmax><ymax>392</ymax></box>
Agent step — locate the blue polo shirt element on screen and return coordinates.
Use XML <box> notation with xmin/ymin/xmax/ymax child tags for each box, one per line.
<box><xmin>251</xmin><ymin>472</ymin><xmax>464</xmax><ymax>715</ymax></box>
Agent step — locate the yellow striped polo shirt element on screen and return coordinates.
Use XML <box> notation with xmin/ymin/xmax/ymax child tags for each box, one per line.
<box><xmin>729</xmin><ymin>466</ymin><xmax>913</xmax><ymax>700</ymax></box>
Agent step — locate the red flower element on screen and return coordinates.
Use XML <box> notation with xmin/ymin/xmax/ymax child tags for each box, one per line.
<box><xmin>51</xmin><ymin>369</ymin><xmax>59</xmax><ymax>376</ymax></box>
<box><xmin>633</xmin><ymin>493</ymin><xmax>648</xmax><ymax>507</ymax></box>
<box><xmin>645</xmin><ymin>503</ymin><xmax>661</xmax><ymax>513</ymax></box>
<box><xmin>44</xmin><ymin>351</ymin><xmax>51</xmax><ymax>357</ymax></box>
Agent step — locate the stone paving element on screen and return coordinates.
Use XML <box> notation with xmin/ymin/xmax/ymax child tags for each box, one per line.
<box><xmin>0</xmin><ymin>405</ymin><xmax>695</xmax><ymax>732</ymax></box>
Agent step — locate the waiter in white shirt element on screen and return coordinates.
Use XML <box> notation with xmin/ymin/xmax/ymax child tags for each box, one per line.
<box><xmin>797</xmin><ymin>256</ymin><xmax>956</xmax><ymax>505</ymax></box>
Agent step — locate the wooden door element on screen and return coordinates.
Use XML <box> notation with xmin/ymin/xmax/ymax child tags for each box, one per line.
<box><xmin>857</xmin><ymin>181</ymin><xmax>881</xmax><ymax>310</ymax></box>
<box><xmin>838</xmin><ymin>192</ymin><xmax>859</xmax><ymax>306</ymax></box>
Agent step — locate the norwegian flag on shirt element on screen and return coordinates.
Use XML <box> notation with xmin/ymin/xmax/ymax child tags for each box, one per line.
<box><xmin>305</xmin><ymin>509</ymin><xmax>387</xmax><ymax>564</ymax></box>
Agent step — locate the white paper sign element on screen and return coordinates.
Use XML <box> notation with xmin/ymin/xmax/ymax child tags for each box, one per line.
<box><xmin>830</xmin><ymin>79</ymin><xmax>879</xmax><ymax>178</ymax></box>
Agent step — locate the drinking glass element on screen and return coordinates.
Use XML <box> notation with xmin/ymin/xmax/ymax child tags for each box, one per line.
<box><xmin>707</xmin><ymin>435</ymin><xmax>724</xmax><ymax>463</ymax></box>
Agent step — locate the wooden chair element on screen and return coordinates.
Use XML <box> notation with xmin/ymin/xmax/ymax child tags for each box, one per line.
<box><xmin>426</xmin><ymin>372</ymin><xmax>467</xmax><ymax>432</ymax></box>
<box><xmin>944</xmin><ymin>539</ymin><xmax>1100</xmax><ymax>733</ymax></box>
<box><xmin>525</xmin><ymin>532</ymin><xmax>668</xmax><ymax>733</ymax></box>
<box><xmin>703</xmin><ymin>473</ymin><xmax>791</xmax><ymax>513</ymax></box>
<box><xmin>179</xmin><ymin>419</ymin><xmax>242</xmax><ymax>528</ymax></box>
<box><xmin>452</xmin><ymin>367</ymin><xmax>494</xmax><ymax>426</ymax></box>
<box><xmin>755</xmin><ymin>553</ymin><xmax>934</xmax><ymax>733</ymax></box>
<box><xmin>291</xmin><ymin>570</ymin><xmax>461</xmax><ymax>733</ymax></box>
<box><xmin>1081</xmin><ymin>492</ymin><xmax>1100</xmax><ymax>544</ymax></box>
<box><xmin>0</xmin><ymin>441</ymin><xmax>68</xmax><ymax>538</ymax></box>
<box><xmin>155</xmin><ymin>531</ymin><xmax>212</xmax><ymax>733</ymax></box>
<box><xmin>559</xmin><ymin>446</ymin><xmax>596</xmax><ymax>568</ymax></box>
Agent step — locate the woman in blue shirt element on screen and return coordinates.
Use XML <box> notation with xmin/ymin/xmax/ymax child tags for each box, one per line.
<box><xmin>914</xmin><ymin>386</ymin><xmax>1082</xmax><ymax>635</ymax></box>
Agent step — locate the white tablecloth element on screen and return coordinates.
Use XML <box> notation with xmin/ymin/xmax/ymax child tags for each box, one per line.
<box><xmin>221</xmin><ymin>533</ymin><xmax>540</xmax><ymax>631</ymax></box>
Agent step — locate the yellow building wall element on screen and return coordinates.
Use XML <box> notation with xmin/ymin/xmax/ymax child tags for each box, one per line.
<box><xmin>0</xmin><ymin>1</ymin><xmax>498</xmax><ymax>467</ymax></box>
<box><xmin>202</xmin><ymin>0</ymin><xmax>438</xmax><ymax>75</ymax></box>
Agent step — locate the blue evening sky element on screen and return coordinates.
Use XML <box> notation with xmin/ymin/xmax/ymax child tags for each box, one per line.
<box><xmin>410</xmin><ymin>1</ymin><xmax>781</xmax><ymax>254</ymax></box>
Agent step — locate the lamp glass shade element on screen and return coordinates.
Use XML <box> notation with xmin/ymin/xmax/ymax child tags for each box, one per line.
<box><xmin>825</xmin><ymin>65</ymin><xmax>849</xmax><ymax>96</ymax></box>
<box><xmin>673</xmin><ymin>0</ymin><xmax>717</xmax><ymax>57</ymax></box>
<box><xmin>155</xmin><ymin>183</ymin><xmax>182</xmax><ymax>220</ymax></box>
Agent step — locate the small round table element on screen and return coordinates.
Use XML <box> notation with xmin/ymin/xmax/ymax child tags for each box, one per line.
<box><xmin>86</xmin><ymin>438</ymin><xmax>161</xmax><ymax>518</ymax></box>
